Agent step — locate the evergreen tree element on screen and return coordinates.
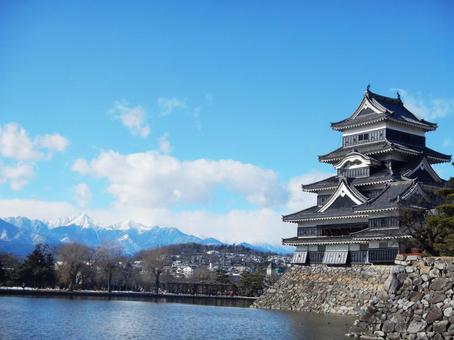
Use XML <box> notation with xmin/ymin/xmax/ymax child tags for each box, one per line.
<box><xmin>239</xmin><ymin>269</ymin><xmax>265</xmax><ymax>296</ymax></box>
<box><xmin>0</xmin><ymin>257</ymin><xmax>5</xmax><ymax>285</ymax></box>
<box><xmin>18</xmin><ymin>244</ymin><xmax>56</xmax><ymax>288</ymax></box>
<box><xmin>215</xmin><ymin>269</ymin><xmax>230</xmax><ymax>284</ymax></box>
<box><xmin>428</xmin><ymin>178</ymin><xmax>454</xmax><ymax>255</ymax></box>
<box><xmin>402</xmin><ymin>178</ymin><xmax>454</xmax><ymax>256</ymax></box>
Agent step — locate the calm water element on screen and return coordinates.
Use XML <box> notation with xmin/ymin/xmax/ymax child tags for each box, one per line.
<box><xmin>0</xmin><ymin>296</ymin><xmax>353</xmax><ymax>340</ymax></box>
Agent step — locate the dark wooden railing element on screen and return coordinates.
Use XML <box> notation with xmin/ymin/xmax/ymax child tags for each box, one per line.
<box><xmin>307</xmin><ymin>252</ymin><xmax>324</xmax><ymax>264</ymax></box>
<box><xmin>368</xmin><ymin>248</ymin><xmax>398</xmax><ymax>263</ymax></box>
<box><xmin>350</xmin><ymin>250</ymin><xmax>368</xmax><ymax>264</ymax></box>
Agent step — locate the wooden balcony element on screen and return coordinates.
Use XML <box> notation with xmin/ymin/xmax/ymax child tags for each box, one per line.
<box><xmin>350</xmin><ymin>250</ymin><xmax>368</xmax><ymax>264</ymax></box>
<box><xmin>307</xmin><ymin>252</ymin><xmax>324</xmax><ymax>264</ymax></box>
<box><xmin>368</xmin><ymin>248</ymin><xmax>398</xmax><ymax>263</ymax></box>
<box><xmin>303</xmin><ymin>249</ymin><xmax>397</xmax><ymax>265</ymax></box>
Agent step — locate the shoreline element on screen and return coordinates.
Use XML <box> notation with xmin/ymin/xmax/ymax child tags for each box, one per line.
<box><xmin>0</xmin><ymin>287</ymin><xmax>256</xmax><ymax>307</ymax></box>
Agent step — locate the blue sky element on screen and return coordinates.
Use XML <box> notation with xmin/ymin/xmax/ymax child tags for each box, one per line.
<box><xmin>0</xmin><ymin>1</ymin><xmax>453</xmax><ymax>243</ymax></box>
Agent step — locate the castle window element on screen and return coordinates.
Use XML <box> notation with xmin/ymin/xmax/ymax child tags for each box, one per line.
<box><xmin>343</xmin><ymin>129</ymin><xmax>385</xmax><ymax>147</ymax></box>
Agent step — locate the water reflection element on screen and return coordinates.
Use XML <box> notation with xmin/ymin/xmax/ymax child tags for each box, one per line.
<box><xmin>0</xmin><ymin>296</ymin><xmax>353</xmax><ymax>340</ymax></box>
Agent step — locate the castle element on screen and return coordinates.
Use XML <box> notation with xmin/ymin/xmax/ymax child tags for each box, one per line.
<box><xmin>283</xmin><ymin>87</ymin><xmax>451</xmax><ymax>265</ymax></box>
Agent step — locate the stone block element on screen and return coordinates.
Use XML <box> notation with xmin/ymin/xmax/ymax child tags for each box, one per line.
<box><xmin>432</xmin><ymin>320</ymin><xmax>449</xmax><ymax>333</ymax></box>
<box><xmin>430</xmin><ymin>293</ymin><xmax>447</xmax><ymax>304</ymax></box>
<box><xmin>382</xmin><ymin>320</ymin><xmax>396</xmax><ymax>333</ymax></box>
<box><xmin>408</xmin><ymin>320</ymin><xmax>427</xmax><ymax>334</ymax></box>
<box><xmin>430</xmin><ymin>278</ymin><xmax>451</xmax><ymax>291</ymax></box>
<box><xmin>444</xmin><ymin>306</ymin><xmax>453</xmax><ymax>318</ymax></box>
<box><xmin>426</xmin><ymin>306</ymin><xmax>443</xmax><ymax>323</ymax></box>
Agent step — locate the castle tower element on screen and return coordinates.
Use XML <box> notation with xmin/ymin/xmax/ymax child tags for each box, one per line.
<box><xmin>283</xmin><ymin>87</ymin><xmax>451</xmax><ymax>265</ymax></box>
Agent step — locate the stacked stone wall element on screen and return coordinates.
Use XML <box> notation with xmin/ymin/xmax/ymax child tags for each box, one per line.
<box><xmin>253</xmin><ymin>264</ymin><xmax>391</xmax><ymax>315</ymax></box>
<box><xmin>349</xmin><ymin>256</ymin><xmax>454</xmax><ymax>339</ymax></box>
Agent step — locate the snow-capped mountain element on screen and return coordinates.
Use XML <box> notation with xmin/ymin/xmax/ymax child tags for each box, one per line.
<box><xmin>0</xmin><ymin>214</ymin><xmax>224</xmax><ymax>256</ymax></box>
<box><xmin>0</xmin><ymin>214</ymin><xmax>291</xmax><ymax>256</ymax></box>
<box><xmin>48</xmin><ymin>213</ymin><xmax>98</xmax><ymax>229</ymax></box>
<box><xmin>239</xmin><ymin>242</ymin><xmax>294</xmax><ymax>255</ymax></box>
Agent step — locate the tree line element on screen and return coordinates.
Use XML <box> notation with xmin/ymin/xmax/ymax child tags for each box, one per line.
<box><xmin>0</xmin><ymin>242</ymin><xmax>271</xmax><ymax>296</ymax></box>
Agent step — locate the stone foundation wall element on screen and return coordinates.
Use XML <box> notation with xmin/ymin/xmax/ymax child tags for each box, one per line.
<box><xmin>253</xmin><ymin>264</ymin><xmax>392</xmax><ymax>315</ymax></box>
<box><xmin>349</xmin><ymin>256</ymin><xmax>454</xmax><ymax>339</ymax></box>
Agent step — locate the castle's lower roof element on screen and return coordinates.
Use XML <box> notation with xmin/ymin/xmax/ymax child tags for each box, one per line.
<box><xmin>284</xmin><ymin>180</ymin><xmax>424</xmax><ymax>222</ymax></box>
<box><xmin>282</xmin><ymin>227</ymin><xmax>409</xmax><ymax>245</ymax></box>
<box><xmin>302</xmin><ymin>170</ymin><xmax>394</xmax><ymax>192</ymax></box>
<box><xmin>319</xmin><ymin>141</ymin><xmax>451</xmax><ymax>164</ymax></box>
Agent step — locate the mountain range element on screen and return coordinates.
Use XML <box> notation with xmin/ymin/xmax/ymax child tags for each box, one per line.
<box><xmin>0</xmin><ymin>214</ymin><xmax>292</xmax><ymax>256</ymax></box>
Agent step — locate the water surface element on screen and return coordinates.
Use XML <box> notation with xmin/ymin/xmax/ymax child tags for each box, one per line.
<box><xmin>0</xmin><ymin>296</ymin><xmax>353</xmax><ymax>339</ymax></box>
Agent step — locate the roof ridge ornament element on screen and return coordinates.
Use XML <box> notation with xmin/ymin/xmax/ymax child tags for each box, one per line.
<box><xmin>396</xmin><ymin>91</ymin><xmax>401</xmax><ymax>102</ymax></box>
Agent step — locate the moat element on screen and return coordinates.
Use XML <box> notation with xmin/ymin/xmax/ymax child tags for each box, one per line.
<box><xmin>0</xmin><ymin>296</ymin><xmax>354</xmax><ymax>340</ymax></box>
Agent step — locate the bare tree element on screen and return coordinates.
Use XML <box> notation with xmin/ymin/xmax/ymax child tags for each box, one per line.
<box><xmin>140</xmin><ymin>248</ymin><xmax>170</xmax><ymax>294</ymax></box>
<box><xmin>57</xmin><ymin>243</ymin><xmax>94</xmax><ymax>290</ymax></box>
<box><xmin>193</xmin><ymin>267</ymin><xmax>215</xmax><ymax>283</ymax></box>
<box><xmin>94</xmin><ymin>244</ymin><xmax>123</xmax><ymax>293</ymax></box>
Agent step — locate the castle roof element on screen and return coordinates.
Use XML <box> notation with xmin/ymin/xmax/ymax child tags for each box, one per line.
<box><xmin>331</xmin><ymin>89</ymin><xmax>437</xmax><ymax>131</ymax></box>
<box><xmin>302</xmin><ymin>169</ymin><xmax>394</xmax><ymax>192</ymax></box>
<box><xmin>283</xmin><ymin>180</ymin><xmax>428</xmax><ymax>222</ymax></box>
<box><xmin>319</xmin><ymin>141</ymin><xmax>451</xmax><ymax>164</ymax></box>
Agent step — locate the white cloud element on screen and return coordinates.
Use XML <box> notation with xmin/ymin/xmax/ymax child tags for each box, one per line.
<box><xmin>0</xmin><ymin>162</ymin><xmax>34</xmax><ymax>190</ymax></box>
<box><xmin>158</xmin><ymin>133</ymin><xmax>172</xmax><ymax>154</ymax></box>
<box><xmin>74</xmin><ymin>183</ymin><xmax>91</xmax><ymax>207</ymax></box>
<box><xmin>0</xmin><ymin>169</ymin><xmax>329</xmax><ymax>244</ymax></box>
<box><xmin>286</xmin><ymin>172</ymin><xmax>333</xmax><ymax>211</ymax></box>
<box><xmin>0</xmin><ymin>199</ymin><xmax>77</xmax><ymax>221</ymax></box>
<box><xmin>394</xmin><ymin>89</ymin><xmax>454</xmax><ymax>121</ymax></box>
<box><xmin>111</xmin><ymin>101</ymin><xmax>150</xmax><ymax>138</ymax></box>
<box><xmin>0</xmin><ymin>123</ymin><xmax>38</xmax><ymax>161</ymax></box>
<box><xmin>35</xmin><ymin>134</ymin><xmax>69</xmax><ymax>153</ymax></box>
<box><xmin>71</xmin><ymin>158</ymin><xmax>91</xmax><ymax>175</ymax></box>
<box><xmin>0</xmin><ymin>123</ymin><xmax>69</xmax><ymax>190</ymax></box>
<box><xmin>71</xmin><ymin>150</ymin><xmax>288</xmax><ymax>208</ymax></box>
<box><xmin>157</xmin><ymin>97</ymin><xmax>186</xmax><ymax>116</ymax></box>
<box><xmin>0</xmin><ymin>123</ymin><xmax>69</xmax><ymax>161</ymax></box>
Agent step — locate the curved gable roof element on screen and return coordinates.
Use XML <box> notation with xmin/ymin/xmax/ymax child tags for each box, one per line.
<box><xmin>331</xmin><ymin>88</ymin><xmax>437</xmax><ymax>131</ymax></box>
<box><xmin>318</xmin><ymin>179</ymin><xmax>367</xmax><ymax>213</ymax></box>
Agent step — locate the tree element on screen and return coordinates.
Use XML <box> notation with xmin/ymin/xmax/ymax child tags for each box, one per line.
<box><xmin>239</xmin><ymin>269</ymin><xmax>265</xmax><ymax>296</ymax></box>
<box><xmin>193</xmin><ymin>267</ymin><xmax>215</xmax><ymax>283</ymax></box>
<box><xmin>401</xmin><ymin>178</ymin><xmax>454</xmax><ymax>256</ymax></box>
<box><xmin>0</xmin><ymin>253</ymin><xmax>20</xmax><ymax>286</ymax></box>
<box><xmin>18</xmin><ymin>244</ymin><xmax>56</xmax><ymax>288</ymax></box>
<box><xmin>0</xmin><ymin>257</ymin><xmax>5</xmax><ymax>284</ymax></box>
<box><xmin>94</xmin><ymin>244</ymin><xmax>123</xmax><ymax>292</ymax></box>
<box><xmin>140</xmin><ymin>248</ymin><xmax>169</xmax><ymax>294</ymax></box>
<box><xmin>57</xmin><ymin>243</ymin><xmax>94</xmax><ymax>290</ymax></box>
<box><xmin>215</xmin><ymin>269</ymin><xmax>230</xmax><ymax>284</ymax></box>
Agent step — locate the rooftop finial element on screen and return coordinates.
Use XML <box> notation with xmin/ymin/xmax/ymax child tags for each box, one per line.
<box><xmin>366</xmin><ymin>84</ymin><xmax>371</xmax><ymax>92</ymax></box>
<box><xmin>396</xmin><ymin>91</ymin><xmax>401</xmax><ymax>101</ymax></box>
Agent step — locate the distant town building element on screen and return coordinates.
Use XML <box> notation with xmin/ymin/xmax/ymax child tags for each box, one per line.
<box><xmin>266</xmin><ymin>263</ymin><xmax>274</xmax><ymax>276</ymax></box>
<box><xmin>182</xmin><ymin>266</ymin><xmax>194</xmax><ymax>278</ymax></box>
<box><xmin>283</xmin><ymin>87</ymin><xmax>451</xmax><ymax>265</ymax></box>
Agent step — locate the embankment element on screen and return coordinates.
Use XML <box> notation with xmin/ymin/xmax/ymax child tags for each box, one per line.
<box><xmin>253</xmin><ymin>265</ymin><xmax>391</xmax><ymax>315</ymax></box>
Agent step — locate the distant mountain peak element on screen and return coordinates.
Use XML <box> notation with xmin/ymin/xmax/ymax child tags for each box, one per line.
<box><xmin>48</xmin><ymin>213</ymin><xmax>97</xmax><ymax>229</ymax></box>
<box><xmin>112</xmin><ymin>220</ymin><xmax>149</xmax><ymax>231</ymax></box>
<box><xmin>68</xmin><ymin>214</ymin><xmax>96</xmax><ymax>228</ymax></box>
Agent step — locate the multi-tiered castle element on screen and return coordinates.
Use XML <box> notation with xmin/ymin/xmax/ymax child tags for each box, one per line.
<box><xmin>283</xmin><ymin>87</ymin><xmax>451</xmax><ymax>265</ymax></box>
